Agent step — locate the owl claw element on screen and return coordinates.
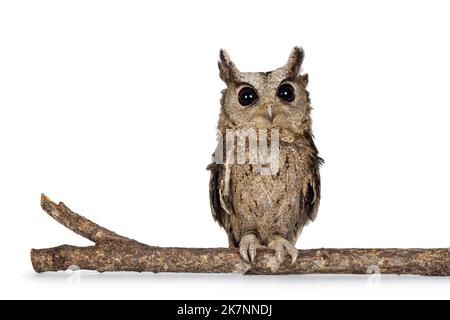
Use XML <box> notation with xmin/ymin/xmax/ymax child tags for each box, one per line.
<box><xmin>268</xmin><ymin>236</ymin><xmax>298</xmax><ymax>264</ymax></box>
<box><xmin>240</xmin><ymin>248</ymin><xmax>250</xmax><ymax>263</ymax></box>
<box><xmin>276</xmin><ymin>249</ymin><xmax>284</xmax><ymax>264</ymax></box>
<box><xmin>291</xmin><ymin>250</ymin><xmax>299</xmax><ymax>264</ymax></box>
<box><xmin>239</xmin><ymin>234</ymin><xmax>264</xmax><ymax>264</ymax></box>
<box><xmin>249</xmin><ymin>247</ymin><xmax>257</xmax><ymax>262</ymax></box>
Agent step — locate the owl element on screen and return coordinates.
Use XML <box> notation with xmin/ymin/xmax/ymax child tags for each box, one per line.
<box><xmin>208</xmin><ymin>47</ymin><xmax>322</xmax><ymax>264</ymax></box>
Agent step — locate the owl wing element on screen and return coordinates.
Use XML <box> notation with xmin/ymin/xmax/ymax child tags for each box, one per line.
<box><xmin>301</xmin><ymin>164</ymin><xmax>321</xmax><ymax>222</ymax></box>
<box><xmin>207</xmin><ymin>161</ymin><xmax>238</xmax><ymax>246</ymax></box>
<box><xmin>299</xmin><ymin>132</ymin><xmax>323</xmax><ymax>222</ymax></box>
<box><xmin>207</xmin><ymin>162</ymin><xmax>225</xmax><ymax>226</ymax></box>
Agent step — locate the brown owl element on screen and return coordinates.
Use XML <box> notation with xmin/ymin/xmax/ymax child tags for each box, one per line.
<box><xmin>208</xmin><ymin>47</ymin><xmax>322</xmax><ymax>264</ymax></box>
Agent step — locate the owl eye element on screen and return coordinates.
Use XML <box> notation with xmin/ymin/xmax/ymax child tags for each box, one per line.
<box><xmin>238</xmin><ymin>87</ymin><xmax>258</xmax><ymax>106</ymax></box>
<box><xmin>277</xmin><ymin>83</ymin><xmax>295</xmax><ymax>102</ymax></box>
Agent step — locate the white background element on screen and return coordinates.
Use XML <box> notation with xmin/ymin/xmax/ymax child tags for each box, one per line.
<box><xmin>0</xmin><ymin>0</ymin><xmax>449</xmax><ymax>300</ymax></box>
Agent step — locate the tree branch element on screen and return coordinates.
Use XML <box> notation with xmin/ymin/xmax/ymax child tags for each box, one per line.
<box><xmin>31</xmin><ymin>195</ymin><xmax>449</xmax><ymax>276</ymax></box>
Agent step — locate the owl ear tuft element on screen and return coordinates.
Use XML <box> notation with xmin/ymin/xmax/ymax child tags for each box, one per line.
<box><xmin>285</xmin><ymin>47</ymin><xmax>305</xmax><ymax>76</ymax></box>
<box><xmin>218</xmin><ymin>49</ymin><xmax>239</xmax><ymax>84</ymax></box>
<box><xmin>301</xmin><ymin>73</ymin><xmax>309</xmax><ymax>86</ymax></box>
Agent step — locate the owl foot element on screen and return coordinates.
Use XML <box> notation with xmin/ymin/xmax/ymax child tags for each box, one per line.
<box><xmin>268</xmin><ymin>236</ymin><xmax>298</xmax><ymax>264</ymax></box>
<box><xmin>239</xmin><ymin>234</ymin><xmax>264</xmax><ymax>263</ymax></box>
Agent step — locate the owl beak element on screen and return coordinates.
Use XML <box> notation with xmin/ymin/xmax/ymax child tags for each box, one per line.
<box><xmin>267</xmin><ymin>105</ymin><xmax>274</xmax><ymax>123</ymax></box>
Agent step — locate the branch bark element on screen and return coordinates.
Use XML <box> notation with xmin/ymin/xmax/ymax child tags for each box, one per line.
<box><xmin>31</xmin><ymin>194</ymin><xmax>449</xmax><ymax>276</ymax></box>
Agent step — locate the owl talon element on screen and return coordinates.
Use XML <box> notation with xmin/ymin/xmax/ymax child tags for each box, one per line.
<box><xmin>249</xmin><ymin>247</ymin><xmax>257</xmax><ymax>262</ymax></box>
<box><xmin>291</xmin><ymin>250</ymin><xmax>299</xmax><ymax>264</ymax></box>
<box><xmin>239</xmin><ymin>234</ymin><xmax>264</xmax><ymax>263</ymax></box>
<box><xmin>268</xmin><ymin>236</ymin><xmax>298</xmax><ymax>264</ymax></box>
<box><xmin>276</xmin><ymin>249</ymin><xmax>284</xmax><ymax>263</ymax></box>
<box><xmin>240</xmin><ymin>248</ymin><xmax>250</xmax><ymax>263</ymax></box>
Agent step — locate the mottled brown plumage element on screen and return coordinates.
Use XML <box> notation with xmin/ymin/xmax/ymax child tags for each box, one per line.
<box><xmin>208</xmin><ymin>47</ymin><xmax>322</xmax><ymax>263</ymax></box>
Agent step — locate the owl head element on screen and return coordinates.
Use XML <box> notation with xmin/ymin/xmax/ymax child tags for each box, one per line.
<box><xmin>218</xmin><ymin>47</ymin><xmax>311</xmax><ymax>135</ymax></box>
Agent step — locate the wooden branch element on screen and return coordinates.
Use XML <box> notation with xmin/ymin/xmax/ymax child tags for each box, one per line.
<box><xmin>31</xmin><ymin>194</ymin><xmax>449</xmax><ymax>276</ymax></box>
